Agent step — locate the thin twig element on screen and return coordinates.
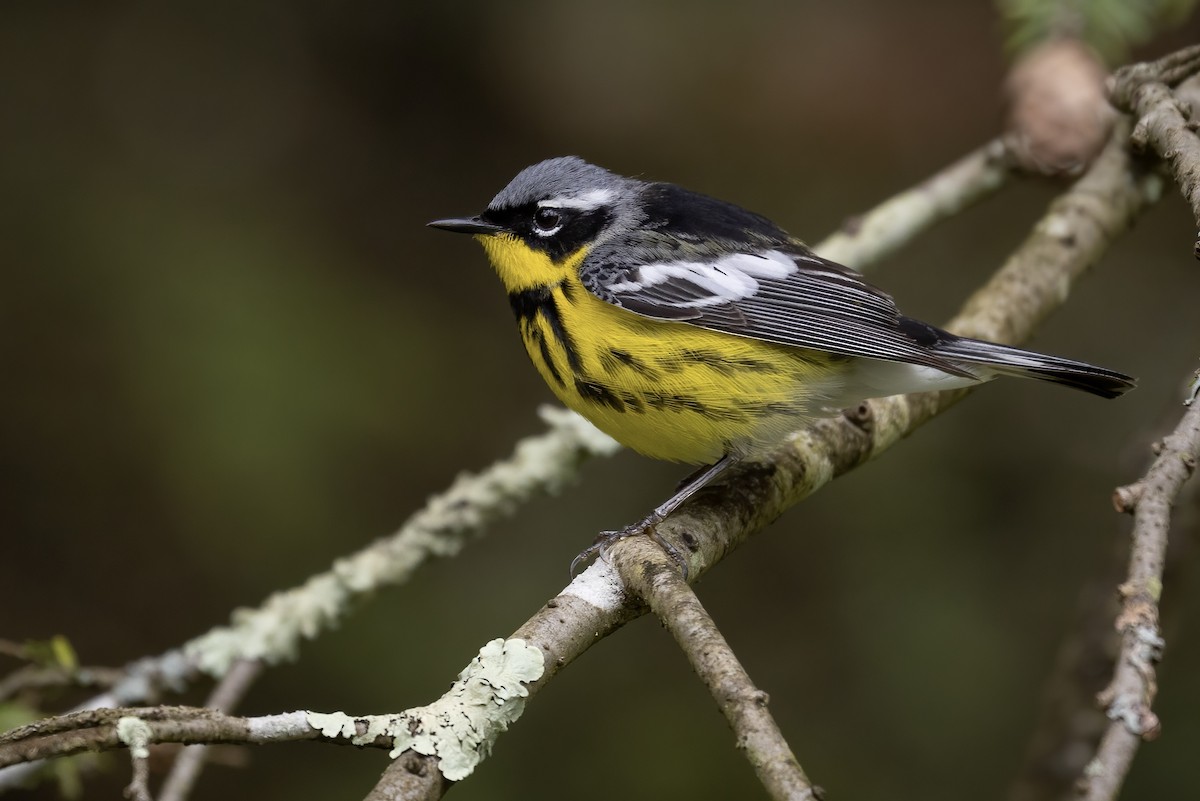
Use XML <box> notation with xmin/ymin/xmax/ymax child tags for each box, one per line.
<box><xmin>0</xmin><ymin>638</ymin><xmax>125</xmax><ymax>702</ymax></box>
<box><xmin>125</xmin><ymin>745</ymin><xmax>153</xmax><ymax>801</ymax></box>
<box><xmin>1078</xmin><ymin>396</ymin><xmax>1200</xmax><ymax>801</ymax></box>
<box><xmin>157</xmin><ymin>660</ymin><xmax>263</xmax><ymax>801</ymax></box>
<box><xmin>1108</xmin><ymin>44</ymin><xmax>1200</xmax><ymax>235</ymax></box>
<box><xmin>1108</xmin><ymin>44</ymin><xmax>1200</xmax><ymax>101</ymax></box>
<box><xmin>0</xmin><ymin>708</ymin><xmax>327</xmax><ymax>767</ymax></box>
<box><xmin>611</xmin><ymin>536</ymin><xmax>816</xmax><ymax>801</ymax></box>
<box><xmin>0</xmin><ymin>664</ymin><xmax>126</xmax><ymax>702</ymax></box>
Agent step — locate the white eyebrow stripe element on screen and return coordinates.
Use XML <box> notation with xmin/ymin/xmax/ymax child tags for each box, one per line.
<box><xmin>538</xmin><ymin>188</ymin><xmax>617</xmax><ymax>211</ymax></box>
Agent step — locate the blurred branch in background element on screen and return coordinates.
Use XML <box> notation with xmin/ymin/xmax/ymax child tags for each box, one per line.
<box><xmin>0</xmin><ymin>639</ymin><xmax>124</xmax><ymax>702</ymax></box>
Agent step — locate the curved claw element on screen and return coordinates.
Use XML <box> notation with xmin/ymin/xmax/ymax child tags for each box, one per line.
<box><xmin>570</xmin><ymin>456</ymin><xmax>729</xmax><ymax>578</ymax></box>
<box><xmin>569</xmin><ymin>527</ymin><xmax>636</xmax><ymax>577</ymax></box>
<box><xmin>569</xmin><ymin>542</ymin><xmax>603</xmax><ymax>576</ymax></box>
<box><xmin>568</xmin><ymin>522</ymin><xmax>690</xmax><ymax>581</ymax></box>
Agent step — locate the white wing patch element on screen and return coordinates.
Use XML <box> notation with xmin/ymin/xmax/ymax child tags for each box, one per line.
<box><xmin>606</xmin><ymin>250</ymin><xmax>797</xmax><ymax>308</ymax></box>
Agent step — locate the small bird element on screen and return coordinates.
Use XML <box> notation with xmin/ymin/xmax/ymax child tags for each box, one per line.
<box><xmin>430</xmin><ymin>157</ymin><xmax>1134</xmax><ymax>569</ymax></box>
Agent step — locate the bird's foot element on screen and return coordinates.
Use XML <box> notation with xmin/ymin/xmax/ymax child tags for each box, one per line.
<box><xmin>569</xmin><ymin>515</ymin><xmax>689</xmax><ymax>580</ymax></box>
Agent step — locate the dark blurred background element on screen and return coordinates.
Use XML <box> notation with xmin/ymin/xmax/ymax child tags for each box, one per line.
<box><xmin>3</xmin><ymin>2</ymin><xmax>1200</xmax><ymax>800</ymax></box>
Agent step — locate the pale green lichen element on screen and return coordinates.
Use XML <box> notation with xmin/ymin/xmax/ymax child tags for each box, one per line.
<box><xmin>305</xmin><ymin>710</ymin><xmax>358</xmax><ymax>740</ymax></box>
<box><xmin>305</xmin><ymin>638</ymin><xmax>545</xmax><ymax>781</ymax></box>
<box><xmin>115</xmin><ymin>716</ymin><xmax>153</xmax><ymax>759</ymax></box>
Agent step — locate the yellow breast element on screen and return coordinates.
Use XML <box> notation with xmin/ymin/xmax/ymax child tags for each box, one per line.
<box><xmin>479</xmin><ymin>234</ymin><xmax>839</xmax><ymax>463</ymax></box>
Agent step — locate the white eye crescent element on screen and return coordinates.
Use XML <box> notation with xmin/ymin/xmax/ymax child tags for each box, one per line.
<box><xmin>532</xmin><ymin>207</ymin><xmax>563</xmax><ymax>237</ymax></box>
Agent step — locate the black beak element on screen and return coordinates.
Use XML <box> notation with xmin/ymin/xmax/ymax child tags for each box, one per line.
<box><xmin>427</xmin><ymin>216</ymin><xmax>507</xmax><ymax>235</ymax></box>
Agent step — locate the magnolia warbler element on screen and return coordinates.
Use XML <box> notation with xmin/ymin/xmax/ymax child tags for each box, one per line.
<box><xmin>430</xmin><ymin>157</ymin><xmax>1134</xmax><ymax>568</ymax></box>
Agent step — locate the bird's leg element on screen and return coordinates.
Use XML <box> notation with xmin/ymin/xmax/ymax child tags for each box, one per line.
<box><xmin>570</xmin><ymin>455</ymin><xmax>736</xmax><ymax>578</ymax></box>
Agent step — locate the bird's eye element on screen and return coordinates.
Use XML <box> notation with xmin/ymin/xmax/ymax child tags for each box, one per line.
<box><xmin>532</xmin><ymin>207</ymin><xmax>563</xmax><ymax>236</ymax></box>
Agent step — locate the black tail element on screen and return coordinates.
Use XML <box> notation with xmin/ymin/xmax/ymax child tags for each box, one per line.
<box><xmin>933</xmin><ymin>334</ymin><xmax>1135</xmax><ymax>399</ymax></box>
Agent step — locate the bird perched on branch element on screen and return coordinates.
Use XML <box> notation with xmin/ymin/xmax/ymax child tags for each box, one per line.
<box><xmin>430</xmin><ymin>157</ymin><xmax>1135</xmax><ymax>570</ymax></box>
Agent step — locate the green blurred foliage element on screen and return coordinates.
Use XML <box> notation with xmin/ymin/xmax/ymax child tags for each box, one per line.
<box><xmin>2</xmin><ymin>2</ymin><xmax>1199</xmax><ymax>800</ymax></box>
<box><xmin>999</xmin><ymin>0</ymin><xmax>1198</xmax><ymax>61</ymax></box>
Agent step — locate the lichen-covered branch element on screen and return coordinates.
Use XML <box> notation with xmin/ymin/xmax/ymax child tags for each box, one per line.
<box><xmin>1078</xmin><ymin>394</ymin><xmax>1200</xmax><ymax>801</ymax></box>
<box><xmin>0</xmin><ymin>639</ymin><xmax>543</xmax><ymax>781</ymax></box>
<box><xmin>611</xmin><ymin>537</ymin><xmax>816</xmax><ymax>801</ymax></box>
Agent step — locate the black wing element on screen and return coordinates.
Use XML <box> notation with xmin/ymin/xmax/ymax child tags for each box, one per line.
<box><xmin>581</xmin><ymin>183</ymin><xmax>970</xmax><ymax>375</ymax></box>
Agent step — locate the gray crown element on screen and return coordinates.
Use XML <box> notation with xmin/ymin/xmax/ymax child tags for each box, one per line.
<box><xmin>488</xmin><ymin>156</ymin><xmax>634</xmax><ymax>210</ymax></box>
